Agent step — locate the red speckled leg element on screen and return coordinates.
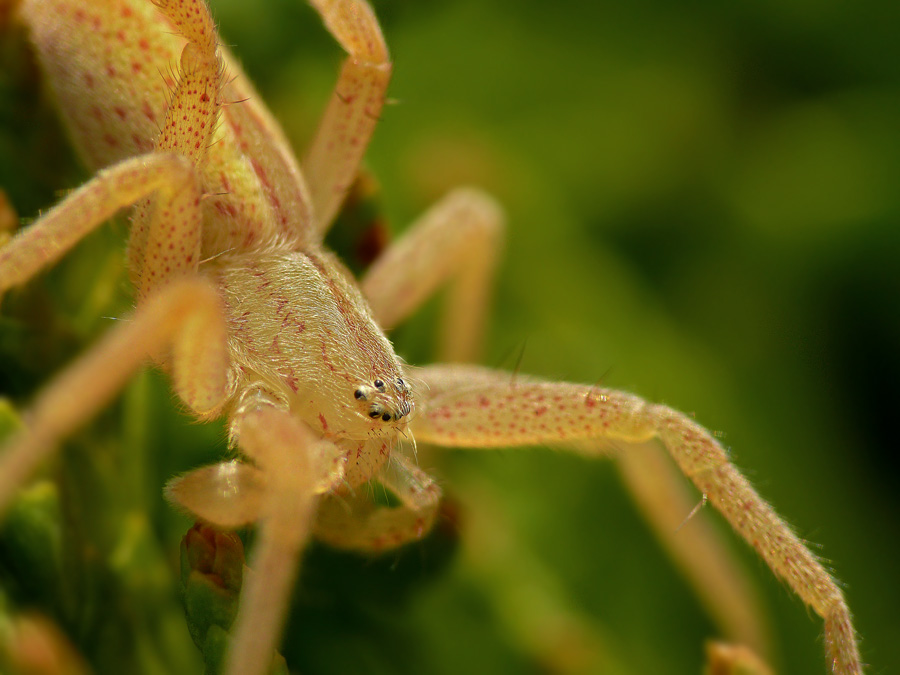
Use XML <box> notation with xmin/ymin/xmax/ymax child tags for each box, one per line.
<box><xmin>362</xmin><ymin>188</ymin><xmax>504</xmax><ymax>362</ymax></box>
<box><xmin>615</xmin><ymin>440</ymin><xmax>770</xmax><ymax>656</ymax></box>
<box><xmin>304</xmin><ymin>0</ymin><xmax>392</xmax><ymax>233</ymax></box>
<box><xmin>128</xmin><ymin>0</ymin><xmax>222</xmax><ymax>300</ymax></box>
<box><xmin>412</xmin><ymin>364</ymin><xmax>863</xmax><ymax>675</ymax></box>
<box><xmin>0</xmin><ymin>278</ymin><xmax>229</xmax><ymax>518</ymax></box>
<box><xmin>219</xmin><ymin>405</ymin><xmax>329</xmax><ymax>675</ymax></box>
<box><xmin>0</xmin><ymin>153</ymin><xmax>200</xmax><ymax>297</ymax></box>
<box><xmin>314</xmin><ymin>453</ymin><xmax>442</xmax><ymax>551</ymax></box>
<box><xmin>360</xmin><ymin>188</ymin><xmax>769</xmax><ymax>655</ymax></box>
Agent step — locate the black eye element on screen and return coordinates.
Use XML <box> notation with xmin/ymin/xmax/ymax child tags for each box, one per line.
<box><xmin>396</xmin><ymin>378</ymin><xmax>404</xmax><ymax>386</ymax></box>
<box><xmin>354</xmin><ymin>389</ymin><xmax>365</xmax><ymax>400</ymax></box>
<box><xmin>374</xmin><ymin>379</ymin><xmax>385</xmax><ymax>391</ymax></box>
<box><xmin>368</xmin><ymin>410</ymin><xmax>380</xmax><ymax>418</ymax></box>
<box><xmin>381</xmin><ymin>413</ymin><xmax>391</xmax><ymax>422</ymax></box>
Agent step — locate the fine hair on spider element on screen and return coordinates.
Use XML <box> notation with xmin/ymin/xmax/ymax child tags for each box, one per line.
<box><xmin>0</xmin><ymin>1</ymin><xmax>867</xmax><ymax>674</ymax></box>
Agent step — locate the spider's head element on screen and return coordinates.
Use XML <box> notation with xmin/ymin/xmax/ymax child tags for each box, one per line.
<box><xmin>352</xmin><ymin>375</ymin><xmax>413</xmax><ymax>427</ymax></box>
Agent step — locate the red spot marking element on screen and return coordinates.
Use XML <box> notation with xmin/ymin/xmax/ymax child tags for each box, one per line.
<box><xmin>318</xmin><ymin>414</ymin><xmax>329</xmax><ymax>432</ymax></box>
<box><xmin>114</xmin><ymin>106</ymin><xmax>127</xmax><ymax>120</ymax></box>
<box><xmin>84</xmin><ymin>73</ymin><xmax>94</xmax><ymax>88</ymax></box>
<box><xmin>238</xmin><ymin>228</ymin><xmax>257</xmax><ymax>249</ymax></box>
<box><xmin>584</xmin><ymin>396</ymin><xmax>597</xmax><ymax>408</ymax></box>
<box><xmin>250</xmin><ymin>158</ymin><xmax>273</xmax><ymax>193</ymax></box>
<box><xmin>215</xmin><ymin>201</ymin><xmax>238</xmax><ymax>218</ymax></box>
<box><xmin>103</xmin><ymin>133</ymin><xmax>118</xmax><ymax>147</ymax></box>
<box><xmin>122</xmin><ymin>6</ymin><xmax>133</xmax><ymax>17</ymax></box>
<box><xmin>106</xmin><ymin>65</ymin><xmax>116</xmax><ymax>78</ymax></box>
<box><xmin>285</xmin><ymin>374</ymin><xmax>299</xmax><ymax>392</ymax></box>
<box><xmin>321</xmin><ymin>342</ymin><xmax>336</xmax><ymax>372</ymax></box>
<box><xmin>132</xmin><ymin>61</ymin><xmax>142</xmax><ymax>74</ymax></box>
<box><xmin>534</xmin><ymin>407</ymin><xmax>547</xmax><ymax>417</ymax></box>
<box><xmin>139</xmin><ymin>38</ymin><xmax>149</xmax><ymax>50</ymax></box>
<box><xmin>478</xmin><ymin>396</ymin><xmax>490</xmax><ymax>408</ymax></box>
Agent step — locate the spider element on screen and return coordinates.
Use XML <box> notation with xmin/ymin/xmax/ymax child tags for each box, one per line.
<box><xmin>0</xmin><ymin>0</ymin><xmax>867</xmax><ymax>674</ymax></box>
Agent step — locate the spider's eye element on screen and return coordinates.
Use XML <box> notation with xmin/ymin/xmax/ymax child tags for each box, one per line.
<box><xmin>373</xmin><ymin>379</ymin><xmax>385</xmax><ymax>391</ymax></box>
<box><xmin>396</xmin><ymin>378</ymin><xmax>404</xmax><ymax>387</ymax></box>
<box><xmin>381</xmin><ymin>413</ymin><xmax>391</xmax><ymax>422</ymax></box>
<box><xmin>368</xmin><ymin>410</ymin><xmax>381</xmax><ymax>419</ymax></box>
<box><xmin>354</xmin><ymin>389</ymin><xmax>365</xmax><ymax>400</ymax></box>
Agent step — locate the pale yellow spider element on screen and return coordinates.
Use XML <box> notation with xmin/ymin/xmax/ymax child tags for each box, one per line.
<box><xmin>0</xmin><ymin>0</ymin><xmax>865</xmax><ymax>674</ymax></box>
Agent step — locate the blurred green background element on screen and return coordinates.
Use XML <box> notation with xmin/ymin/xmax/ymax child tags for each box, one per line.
<box><xmin>1</xmin><ymin>0</ymin><xmax>898</xmax><ymax>673</ymax></box>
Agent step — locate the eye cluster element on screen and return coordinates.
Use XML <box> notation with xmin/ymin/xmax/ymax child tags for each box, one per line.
<box><xmin>353</xmin><ymin>377</ymin><xmax>411</xmax><ymax>422</ymax></box>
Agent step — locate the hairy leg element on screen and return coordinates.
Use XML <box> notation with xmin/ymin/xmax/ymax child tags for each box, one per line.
<box><xmin>362</xmin><ymin>187</ymin><xmax>504</xmax><ymax>361</ymax></box>
<box><xmin>303</xmin><ymin>0</ymin><xmax>392</xmax><ymax>233</ymax></box>
<box><xmin>0</xmin><ymin>153</ymin><xmax>199</xmax><ymax>297</ymax></box>
<box><xmin>616</xmin><ymin>440</ymin><xmax>770</xmax><ymax>656</ymax></box>
<box><xmin>412</xmin><ymin>364</ymin><xmax>862</xmax><ymax>675</ymax></box>
<box><xmin>362</xmin><ymin>189</ymin><xmax>767</xmax><ymax>653</ymax></box>
<box><xmin>0</xmin><ymin>278</ymin><xmax>229</xmax><ymax>518</ymax></box>
<box><xmin>218</xmin><ymin>405</ymin><xmax>322</xmax><ymax>675</ymax></box>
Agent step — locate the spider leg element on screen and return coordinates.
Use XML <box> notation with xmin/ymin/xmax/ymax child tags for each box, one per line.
<box><xmin>362</xmin><ymin>189</ymin><xmax>768</xmax><ymax>651</ymax></box>
<box><xmin>304</xmin><ymin>0</ymin><xmax>392</xmax><ymax>233</ymax></box>
<box><xmin>0</xmin><ymin>278</ymin><xmax>229</xmax><ymax>519</ymax></box>
<box><xmin>314</xmin><ymin>452</ymin><xmax>442</xmax><ymax>551</ymax></box>
<box><xmin>411</xmin><ymin>364</ymin><xmax>863</xmax><ymax>675</ymax></box>
<box><xmin>127</xmin><ymin>0</ymin><xmax>225</xmax><ymax>300</ymax></box>
<box><xmin>218</xmin><ymin>59</ymin><xmax>315</xmax><ymax>242</ymax></box>
<box><xmin>615</xmin><ymin>439</ymin><xmax>770</xmax><ymax>656</ymax></box>
<box><xmin>217</xmin><ymin>404</ymin><xmax>339</xmax><ymax>675</ymax></box>
<box><xmin>362</xmin><ymin>188</ymin><xmax>504</xmax><ymax>362</ymax></box>
<box><xmin>0</xmin><ymin>153</ymin><xmax>200</xmax><ymax>298</ymax></box>
<box><xmin>705</xmin><ymin>641</ymin><xmax>773</xmax><ymax>675</ymax></box>
<box><xmin>166</xmin><ymin>459</ymin><xmax>267</xmax><ymax>528</ymax></box>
